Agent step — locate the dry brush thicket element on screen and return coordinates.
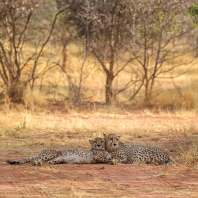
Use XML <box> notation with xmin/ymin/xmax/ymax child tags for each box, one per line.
<box><xmin>0</xmin><ymin>0</ymin><xmax>198</xmax><ymax>108</ymax></box>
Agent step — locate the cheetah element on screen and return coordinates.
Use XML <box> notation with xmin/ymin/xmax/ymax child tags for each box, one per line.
<box><xmin>6</xmin><ymin>137</ymin><xmax>113</xmax><ymax>166</ymax></box>
<box><xmin>103</xmin><ymin>133</ymin><xmax>174</xmax><ymax>165</ymax></box>
<box><xmin>46</xmin><ymin>137</ymin><xmax>112</xmax><ymax>165</ymax></box>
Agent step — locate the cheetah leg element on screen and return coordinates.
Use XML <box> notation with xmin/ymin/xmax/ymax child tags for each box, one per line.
<box><xmin>117</xmin><ymin>155</ymin><xmax>128</xmax><ymax>164</ymax></box>
<box><xmin>109</xmin><ymin>159</ymin><xmax>117</xmax><ymax>165</ymax></box>
<box><xmin>31</xmin><ymin>155</ymin><xmax>61</xmax><ymax>166</ymax></box>
<box><xmin>32</xmin><ymin>159</ymin><xmax>45</xmax><ymax>166</ymax></box>
<box><xmin>47</xmin><ymin>156</ymin><xmax>67</xmax><ymax>164</ymax></box>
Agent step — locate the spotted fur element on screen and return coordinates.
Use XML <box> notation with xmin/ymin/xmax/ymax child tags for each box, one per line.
<box><xmin>104</xmin><ymin>133</ymin><xmax>174</xmax><ymax>165</ymax></box>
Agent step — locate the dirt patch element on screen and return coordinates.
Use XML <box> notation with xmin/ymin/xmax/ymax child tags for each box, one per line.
<box><xmin>1</xmin><ymin>161</ymin><xmax>198</xmax><ymax>198</ymax></box>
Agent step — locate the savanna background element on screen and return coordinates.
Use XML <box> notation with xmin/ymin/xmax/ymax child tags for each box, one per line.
<box><xmin>0</xmin><ymin>0</ymin><xmax>198</xmax><ymax>197</ymax></box>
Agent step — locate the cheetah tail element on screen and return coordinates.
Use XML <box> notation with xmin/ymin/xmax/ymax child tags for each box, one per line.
<box><xmin>5</xmin><ymin>160</ymin><xmax>20</xmax><ymax>165</ymax></box>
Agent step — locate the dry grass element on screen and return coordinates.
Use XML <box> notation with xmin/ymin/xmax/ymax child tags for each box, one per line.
<box><xmin>181</xmin><ymin>142</ymin><xmax>198</xmax><ymax>168</ymax></box>
<box><xmin>0</xmin><ymin>107</ymin><xmax>198</xmax><ymax>169</ymax></box>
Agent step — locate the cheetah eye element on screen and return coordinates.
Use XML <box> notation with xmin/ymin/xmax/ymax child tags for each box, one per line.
<box><xmin>110</xmin><ymin>138</ymin><xmax>113</xmax><ymax>140</ymax></box>
<box><xmin>101</xmin><ymin>140</ymin><xmax>104</xmax><ymax>143</ymax></box>
<box><xmin>117</xmin><ymin>139</ymin><xmax>119</xmax><ymax>141</ymax></box>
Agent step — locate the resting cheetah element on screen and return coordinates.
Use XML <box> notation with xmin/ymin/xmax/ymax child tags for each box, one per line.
<box><xmin>103</xmin><ymin>133</ymin><xmax>174</xmax><ymax>165</ymax></box>
<box><xmin>6</xmin><ymin>137</ymin><xmax>112</xmax><ymax>166</ymax></box>
<box><xmin>46</xmin><ymin>137</ymin><xmax>112</xmax><ymax>165</ymax></box>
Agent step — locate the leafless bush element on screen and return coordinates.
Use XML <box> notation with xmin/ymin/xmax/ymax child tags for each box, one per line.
<box><xmin>0</xmin><ymin>0</ymin><xmax>64</xmax><ymax>103</ymax></box>
<box><xmin>127</xmin><ymin>0</ymin><xmax>198</xmax><ymax>106</ymax></box>
<box><xmin>56</xmin><ymin>0</ymin><xmax>142</xmax><ymax>105</ymax></box>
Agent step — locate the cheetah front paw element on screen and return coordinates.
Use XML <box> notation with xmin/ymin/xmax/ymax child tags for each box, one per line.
<box><xmin>110</xmin><ymin>159</ymin><xmax>117</xmax><ymax>165</ymax></box>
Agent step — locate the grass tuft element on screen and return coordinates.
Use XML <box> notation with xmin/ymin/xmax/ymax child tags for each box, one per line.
<box><xmin>23</xmin><ymin>88</ymin><xmax>48</xmax><ymax>109</ymax></box>
<box><xmin>181</xmin><ymin>142</ymin><xmax>198</xmax><ymax>169</ymax></box>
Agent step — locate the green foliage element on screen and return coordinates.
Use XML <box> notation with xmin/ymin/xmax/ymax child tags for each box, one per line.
<box><xmin>187</xmin><ymin>5</ymin><xmax>198</xmax><ymax>24</ymax></box>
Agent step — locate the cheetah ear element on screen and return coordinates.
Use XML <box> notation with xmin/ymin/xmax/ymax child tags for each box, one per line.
<box><xmin>103</xmin><ymin>133</ymin><xmax>107</xmax><ymax>138</ymax></box>
<box><xmin>89</xmin><ymin>140</ymin><xmax>94</xmax><ymax>145</ymax></box>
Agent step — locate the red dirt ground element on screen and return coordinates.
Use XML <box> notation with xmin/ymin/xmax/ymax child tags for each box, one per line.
<box><xmin>1</xmin><ymin>112</ymin><xmax>198</xmax><ymax>197</ymax></box>
<box><xmin>1</xmin><ymin>161</ymin><xmax>198</xmax><ymax>197</ymax></box>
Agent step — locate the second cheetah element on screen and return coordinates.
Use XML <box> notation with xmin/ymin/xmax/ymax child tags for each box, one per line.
<box><xmin>103</xmin><ymin>133</ymin><xmax>174</xmax><ymax>165</ymax></box>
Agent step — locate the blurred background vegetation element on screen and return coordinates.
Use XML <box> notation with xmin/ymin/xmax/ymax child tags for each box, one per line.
<box><xmin>0</xmin><ymin>0</ymin><xmax>198</xmax><ymax>110</ymax></box>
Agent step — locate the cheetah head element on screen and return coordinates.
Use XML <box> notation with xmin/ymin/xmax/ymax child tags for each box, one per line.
<box><xmin>89</xmin><ymin>137</ymin><xmax>105</xmax><ymax>150</ymax></box>
<box><xmin>103</xmin><ymin>133</ymin><xmax>121</xmax><ymax>151</ymax></box>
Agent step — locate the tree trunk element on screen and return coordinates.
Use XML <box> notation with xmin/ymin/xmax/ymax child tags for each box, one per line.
<box><xmin>144</xmin><ymin>82</ymin><xmax>153</xmax><ymax>107</ymax></box>
<box><xmin>7</xmin><ymin>80</ymin><xmax>26</xmax><ymax>103</ymax></box>
<box><xmin>105</xmin><ymin>73</ymin><xmax>114</xmax><ymax>105</ymax></box>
